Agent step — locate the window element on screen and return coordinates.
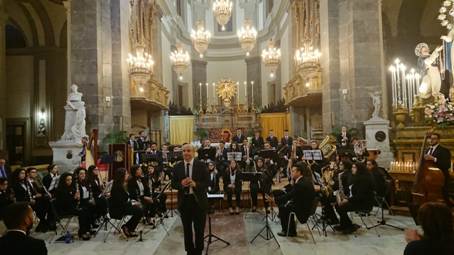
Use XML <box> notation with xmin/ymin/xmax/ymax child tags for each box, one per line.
<box><xmin>5</xmin><ymin>24</ymin><xmax>26</xmax><ymax>49</ymax></box>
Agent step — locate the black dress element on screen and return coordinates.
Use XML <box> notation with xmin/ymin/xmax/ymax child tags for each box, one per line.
<box><xmin>109</xmin><ymin>184</ymin><xmax>143</xmax><ymax>232</ymax></box>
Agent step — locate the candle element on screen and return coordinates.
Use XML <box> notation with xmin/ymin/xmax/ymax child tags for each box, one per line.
<box><xmin>199</xmin><ymin>83</ymin><xmax>202</xmax><ymax>107</ymax></box>
<box><xmin>206</xmin><ymin>82</ymin><xmax>209</xmax><ymax>106</ymax></box>
<box><xmin>244</xmin><ymin>81</ymin><xmax>247</xmax><ymax>105</ymax></box>
<box><xmin>212</xmin><ymin>82</ymin><xmax>216</xmax><ymax>106</ymax></box>
<box><xmin>236</xmin><ymin>82</ymin><xmax>240</xmax><ymax>108</ymax></box>
<box><xmin>251</xmin><ymin>81</ymin><xmax>254</xmax><ymax>107</ymax></box>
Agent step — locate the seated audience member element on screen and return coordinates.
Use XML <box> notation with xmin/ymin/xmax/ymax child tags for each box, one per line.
<box><xmin>110</xmin><ymin>168</ymin><xmax>143</xmax><ymax>237</ymax></box>
<box><xmin>128</xmin><ymin>165</ymin><xmax>155</xmax><ymax>224</ymax></box>
<box><xmin>0</xmin><ymin>177</ymin><xmax>14</xmax><ymax>219</ymax></box>
<box><xmin>275</xmin><ymin>162</ymin><xmax>316</xmax><ymax>237</ymax></box>
<box><xmin>404</xmin><ymin>202</ymin><xmax>454</xmax><ymax>255</ymax></box>
<box><xmin>42</xmin><ymin>164</ymin><xmax>60</xmax><ymax>195</ymax></box>
<box><xmin>223</xmin><ymin>160</ymin><xmax>243</xmax><ymax>215</ymax></box>
<box><xmin>87</xmin><ymin>165</ymin><xmax>107</xmax><ymax>221</ymax></box>
<box><xmin>0</xmin><ymin>202</ymin><xmax>47</xmax><ymax>255</ymax></box>
<box><xmin>55</xmin><ymin>172</ymin><xmax>92</xmax><ymax>240</ymax></box>
<box><xmin>334</xmin><ymin>162</ymin><xmax>375</xmax><ymax>234</ymax></box>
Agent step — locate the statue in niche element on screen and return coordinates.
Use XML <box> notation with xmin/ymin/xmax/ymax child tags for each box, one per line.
<box><xmin>61</xmin><ymin>84</ymin><xmax>87</xmax><ymax>143</ymax></box>
<box><xmin>415</xmin><ymin>43</ymin><xmax>443</xmax><ymax>99</ymax></box>
<box><xmin>369</xmin><ymin>92</ymin><xmax>382</xmax><ymax>119</ymax></box>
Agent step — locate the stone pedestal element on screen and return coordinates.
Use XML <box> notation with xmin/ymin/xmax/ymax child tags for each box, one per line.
<box><xmin>364</xmin><ymin>117</ymin><xmax>394</xmax><ymax>167</ymax></box>
<box><xmin>49</xmin><ymin>141</ymin><xmax>83</xmax><ymax>173</ymax></box>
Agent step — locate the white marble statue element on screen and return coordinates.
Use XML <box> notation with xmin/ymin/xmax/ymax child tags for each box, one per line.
<box><xmin>415</xmin><ymin>43</ymin><xmax>443</xmax><ymax>99</ymax></box>
<box><xmin>61</xmin><ymin>84</ymin><xmax>87</xmax><ymax>143</ymax></box>
<box><xmin>369</xmin><ymin>92</ymin><xmax>382</xmax><ymax>119</ymax></box>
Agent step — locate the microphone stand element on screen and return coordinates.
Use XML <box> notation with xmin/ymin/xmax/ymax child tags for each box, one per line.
<box><xmin>250</xmin><ymin>195</ymin><xmax>279</xmax><ymax>247</ymax></box>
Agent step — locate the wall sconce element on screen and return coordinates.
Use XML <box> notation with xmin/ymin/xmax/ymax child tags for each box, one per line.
<box><xmin>37</xmin><ymin>109</ymin><xmax>47</xmax><ymax>137</ymax></box>
<box><xmin>105</xmin><ymin>96</ymin><xmax>112</xmax><ymax>107</ymax></box>
<box><xmin>340</xmin><ymin>88</ymin><xmax>350</xmax><ymax>101</ymax></box>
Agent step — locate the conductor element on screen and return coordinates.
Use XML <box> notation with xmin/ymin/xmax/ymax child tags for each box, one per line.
<box><xmin>172</xmin><ymin>143</ymin><xmax>209</xmax><ymax>255</ymax></box>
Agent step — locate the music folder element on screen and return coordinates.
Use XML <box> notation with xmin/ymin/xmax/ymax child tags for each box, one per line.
<box><xmin>227</xmin><ymin>152</ymin><xmax>242</xmax><ymax>161</ymax></box>
<box><xmin>303</xmin><ymin>149</ymin><xmax>323</xmax><ymax>161</ymax></box>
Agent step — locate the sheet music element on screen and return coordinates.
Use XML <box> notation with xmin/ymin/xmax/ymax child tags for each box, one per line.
<box><xmin>207</xmin><ymin>193</ymin><xmax>224</xmax><ymax>199</ymax></box>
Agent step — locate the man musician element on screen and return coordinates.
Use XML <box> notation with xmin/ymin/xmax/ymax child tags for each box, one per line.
<box><xmin>197</xmin><ymin>139</ymin><xmax>216</xmax><ymax>162</ymax></box>
<box><xmin>172</xmin><ymin>144</ymin><xmax>209</xmax><ymax>255</ymax></box>
<box><xmin>423</xmin><ymin>133</ymin><xmax>452</xmax><ymax>203</ymax></box>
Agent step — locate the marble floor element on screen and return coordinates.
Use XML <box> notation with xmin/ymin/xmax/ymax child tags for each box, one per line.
<box><xmin>18</xmin><ymin>208</ymin><xmax>415</xmax><ymax>255</ymax></box>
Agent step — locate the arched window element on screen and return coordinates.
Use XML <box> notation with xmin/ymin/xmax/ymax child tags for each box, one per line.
<box><xmin>5</xmin><ymin>24</ymin><xmax>27</xmax><ymax>49</ymax></box>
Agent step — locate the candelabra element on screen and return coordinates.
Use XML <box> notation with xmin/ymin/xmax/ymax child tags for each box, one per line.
<box><xmin>170</xmin><ymin>44</ymin><xmax>190</xmax><ymax>81</ymax></box>
<box><xmin>262</xmin><ymin>40</ymin><xmax>281</xmax><ymax>79</ymax></box>
<box><xmin>191</xmin><ymin>21</ymin><xmax>211</xmax><ymax>58</ymax></box>
<box><xmin>294</xmin><ymin>45</ymin><xmax>321</xmax><ymax>68</ymax></box>
<box><xmin>237</xmin><ymin>19</ymin><xmax>257</xmax><ymax>56</ymax></box>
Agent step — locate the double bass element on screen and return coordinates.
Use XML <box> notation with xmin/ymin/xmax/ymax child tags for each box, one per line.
<box><xmin>410</xmin><ymin>130</ymin><xmax>446</xmax><ymax>223</ymax></box>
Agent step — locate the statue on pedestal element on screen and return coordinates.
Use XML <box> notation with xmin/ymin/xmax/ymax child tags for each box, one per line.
<box><xmin>369</xmin><ymin>91</ymin><xmax>382</xmax><ymax>119</ymax></box>
<box><xmin>415</xmin><ymin>43</ymin><xmax>443</xmax><ymax>99</ymax></box>
<box><xmin>61</xmin><ymin>84</ymin><xmax>87</xmax><ymax>143</ymax></box>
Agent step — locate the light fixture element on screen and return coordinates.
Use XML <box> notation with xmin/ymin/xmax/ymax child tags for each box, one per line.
<box><xmin>127</xmin><ymin>46</ymin><xmax>154</xmax><ymax>75</ymax></box>
<box><xmin>170</xmin><ymin>43</ymin><xmax>190</xmax><ymax>80</ymax></box>
<box><xmin>213</xmin><ymin>0</ymin><xmax>233</xmax><ymax>31</ymax></box>
<box><xmin>294</xmin><ymin>45</ymin><xmax>321</xmax><ymax>68</ymax></box>
<box><xmin>191</xmin><ymin>21</ymin><xmax>211</xmax><ymax>58</ymax></box>
<box><xmin>237</xmin><ymin>19</ymin><xmax>257</xmax><ymax>56</ymax></box>
<box><xmin>261</xmin><ymin>39</ymin><xmax>281</xmax><ymax>78</ymax></box>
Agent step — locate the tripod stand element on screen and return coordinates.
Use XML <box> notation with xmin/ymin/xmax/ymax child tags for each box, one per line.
<box><xmin>250</xmin><ymin>203</ymin><xmax>279</xmax><ymax>247</ymax></box>
<box><xmin>367</xmin><ymin>197</ymin><xmax>404</xmax><ymax>232</ymax></box>
<box><xmin>204</xmin><ymin>213</ymin><xmax>230</xmax><ymax>255</ymax></box>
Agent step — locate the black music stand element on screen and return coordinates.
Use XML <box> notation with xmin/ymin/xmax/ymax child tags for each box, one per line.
<box><xmin>204</xmin><ymin>193</ymin><xmax>230</xmax><ymax>255</ymax></box>
<box><xmin>250</xmin><ymin>195</ymin><xmax>279</xmax><ymax>247</ymax></box>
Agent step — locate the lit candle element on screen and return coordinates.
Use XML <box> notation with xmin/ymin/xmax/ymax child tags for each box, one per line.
<box><xmin>244</xmin><ymin>81</ymin><xmax>247</xmax><ymax>105</ymax></box>
<box><xmin>251</xmin><ymin>81</ymin><xmax>255</xmax><ymax>107</ymax></box>
<box><xmin>389</xmin><ymin>65</ymin><xmax>397</xmax><ymax>107</ymax></box>
<box><xmin>206</xmin><ymin>82</ymin><xmax>209</xmax><ymax>106</ymax></box>
<box><xmin>212</xmin><ymin>82</ymin><xmax>216</xmax><ymax>106</ymax></box>
<box><xmin>236</xmin><ymin>81</ymin><xmax>240</xmax><ymax>108</ymax></box>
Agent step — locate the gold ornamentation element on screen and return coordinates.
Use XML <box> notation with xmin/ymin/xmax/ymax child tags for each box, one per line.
<box><xmin>215</xmin><ymin>79</ymin><xmax>237</xmax><ymax>107</ymax></box>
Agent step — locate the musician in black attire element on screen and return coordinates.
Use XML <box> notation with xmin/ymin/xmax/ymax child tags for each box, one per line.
<box><xmin>252</xmin><ymin>130</ymin><xmax>264</xmax><ymax>154</ymax></box>
<box><xmin>128</xmin><ymin>165</ymin><xmax>156</xmax><ymax>222</ymax></box>
<box><xmin>0</xmin><ymin>156</ymin><xmax>11</xmax><ymax>179</ymax></box>
<box><xmin>366</xmin><ymin>160</ymin><xmax>387</xmax><ymax>198</ymax></box>
<box><xmin>42</xmin><ymin>164</ymin><xmax>59</xmax><ymax>196</ymax></box>
<box><xmin>197</xmin><ymin>139</ymin><xmax>216</xmax><ymax>162</ymax></box>
<box><xmin>110</xmin><ymin>168</ymin><xmax>143</xmax><ymax>237</ymax></box>
<box><xmin>274</xmin><ymin>162</ymin><xmax>316</xmax><ymax>237</ymax></box>
<box><xmin>0</xmin><ymin>178</ymin><xmax>13</xmax><ymax>219</ymax></box>
<box><xmin>144</xmin><ymin>164</ymin><xmax>167</xmax><ymax>215</ymax></box>
<box><xmin>55</xmin><ymin>172</ymin><xmax>92</xmax><ymax>240</ymax></box>
<box><xmin>0</xmin><ymin>202</ymin><xmax>47</xmax><ymax>255</ymax></box>
<box><xmin>250</xmin><ymin>158</ymin><xmax>273</xmax><ymax>212</ymax></box>
<box><xmin>215</xmin><ymin>142</ymin><xmax>228</xmax><ymax>176</ymax></box>
<box><xmin>266</xmin><ymin>129</ymin><xmax>279</xmax><ymax>149</ymax></box>
<box><xmin>27</xmin><ymin>167</ymin><xmax>56</xmax><ymax>232</ymax></box>
<box><xmin>87</xmin><ymin>165</ymin><xmax>107</xmax><ymax>221</ymax></box>
<box><xmin>207</xmin><ymin>161</ymin><xmax>220</xmax><ymax>194</ymax></box>
<box><xmin>232</xmin><ymin>128</ymin><xmax>246</xmax><ymax>144</ymax></box>
<box><xmin>334</xmin><ymin>162</ymin><xmax>375</xmax><ymax>234</ymax></box>
<box><xmin>224</xmin><ymin>159</ymin><xmax>243</xmax><ymax>215</ymax></box>
<box><xmin>423</xmin><ymin>133</ymin><xmax>452</xmax><ymax>202</ymax></box>
<box><xmin>280</xmin><ymin>130</ymin><xmax>293</xmax><ymax>147</ymax></box>
<box><xmin>404</xmin><ymin>202</ymin><xmax>454</xmax><ymax>255</ymax></box>
<box><xmin>172</xmin><ymin>143</ymin><xmax>209</xmax><ymax>255</ymax></box>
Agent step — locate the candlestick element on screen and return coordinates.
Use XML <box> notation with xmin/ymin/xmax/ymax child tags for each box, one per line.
<box><xmin>251</xmin><ymin>81</ymin><xmax>254</xmax><ymax>107</ymax></box>
<box><xmin>199</xmin><ymin>83</ymin><xmax>203</xmax><ymax>109</ymax></box>
<box><xmin>212</xmin><ymin>82</ymin><xmax>216</xmax><ymax>106</ymax></box>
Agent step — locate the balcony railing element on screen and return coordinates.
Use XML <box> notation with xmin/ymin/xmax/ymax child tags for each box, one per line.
<box><xmin>130</xmin><ymin>78</ymin><xmax>169</xmax><ymax>110</ymax></box>
<box><xmin>284</xmin><ymin>64</ymin><xmax>321</xmax><ymax>106</ymax></box>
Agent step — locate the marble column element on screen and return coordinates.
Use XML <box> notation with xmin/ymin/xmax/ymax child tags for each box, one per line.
<box><xmin>151</xmin><ymin>4</ymin><xmax>163</xmax><ymax>84</ymax></box>
<box><xmin>191</xmin><ymin>59</ymin><xmax>207</xmax><ymax>110</ymax></box>
<box><xmin>246</xmin><ymin>56</ymin><xmax>262</xmax><ymax>107</ymax></box>
<box><xmin>0</xmin><ymin>0</ymin><xmax>6</xmax><ymax>149</ymax></box>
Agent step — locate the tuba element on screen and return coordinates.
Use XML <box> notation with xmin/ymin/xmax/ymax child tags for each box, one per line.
<box><xmin>319</xmin><ymin>135</ymin><xmax>337</xmax><ymax>159</ymax></box>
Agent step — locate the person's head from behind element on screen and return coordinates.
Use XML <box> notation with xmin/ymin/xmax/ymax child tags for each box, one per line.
<box><xmin>182</xmin><ymin>143</ymin><xmax>195</xmax><ymax>161</ymax></box>
<box><xmin>418</xmin><ymin>202</ymin><xmax>453</xmax><ymax>241</ymax></box>
<box><xmin>0</xmin><ymin>177</ymin><xmax>8</xmax><ymax>191</ymax></box>
<box><xmin>291</xmin><ymin>163</ymin><xmax>306</xmax><ymax>181</ymax></box>
<box><xmin>3</xmin><ymin>202</ymin><xmax>34</xmax><ymax>233</ymax></box>
<box><xmin>0</xmin><ymin>156</ymin><xmax>5</xmax><ymax>166</ymax></box>
<box><xmin>311</xmin><ymin>140</ymin><xmax>318</xmax><ymax>149</ymax></box>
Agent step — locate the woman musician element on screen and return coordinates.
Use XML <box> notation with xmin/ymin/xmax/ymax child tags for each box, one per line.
<box><xmin>223</xmin><ymin>160</ymin><xmax>243</xmax><ymax>215</ymax></box>
<box><xmin>87</xmin><ymin>165</ymin><xmax>107</xmax><ymax>223</ymax></box>
<box><xmin>144</xmin><ymin>163</ymin><xmax>167</xmax><ymax>216</ymax></box>
<box><xmin>128</xmin><ymin>165</ymin><xmax>156</xmax><ymax>225</ymax></box>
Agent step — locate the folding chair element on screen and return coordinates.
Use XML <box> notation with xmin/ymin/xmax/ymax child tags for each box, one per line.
<box><xmin>286</xmin><ymin>198</ymin><xmax>318</xmax><ymax>244</ymax></box>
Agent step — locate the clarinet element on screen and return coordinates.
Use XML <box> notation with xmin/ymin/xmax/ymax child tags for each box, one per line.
<box><xmin>74</xmin><ymin>178</ymin><xmax>81</xmax><ymax>210</ymax></box>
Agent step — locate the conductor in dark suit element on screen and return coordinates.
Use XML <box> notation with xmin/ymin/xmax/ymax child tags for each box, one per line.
<box><xmin>424</xmin><ymin>133</ymin><xmax>452</xmax><ymax>201</ymax></box>
<box><xmin>0</xmin><ymin>202</ymin><xmax>47</xmax><ymax>255</ymax></box>
<box><xmin>172</xmin><ymin>144</ymin><xmax>209</xmax><ymax>255</ymax></box>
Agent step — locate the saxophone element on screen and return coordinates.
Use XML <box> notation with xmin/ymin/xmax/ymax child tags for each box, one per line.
<box><xmin>336</xmin><ymin>171</ymin><xmax>347</xmax><ymax>205</ymax></box>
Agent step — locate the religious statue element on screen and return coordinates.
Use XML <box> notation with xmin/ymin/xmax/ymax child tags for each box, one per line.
<box><xmin>61</xmin><ymin>84</ymin><xmax>87</xmax><ymax>143</ymax></box>
<box><xmin>369</xmin><ymin>92</ymin><xmax>382</xmax><ymax>119</ymax></box>
<box><xmin>441</xmin><ymin>30</ymin><xmax>454</xmax><ymax>78</ymax></box>
<box><xmin>415</xmin><ymin>43</ymin><xmax>443</xmax><ymax>99</ymax></box>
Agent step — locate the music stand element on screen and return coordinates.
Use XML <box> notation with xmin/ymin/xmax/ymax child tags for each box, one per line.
<box><xmin>227</xmin><ymin>152</ymin><xmax>242</xmax><ymax>161</ymax></box>
<box><xmin>250</xmin><ymin>193</ymin><xmax>279</xmax><ymax>247</ymax></box>
<box><xmin>205</xmin><ymin>193</ymin><xmax>230</xmax><ymax>255</ymax></box>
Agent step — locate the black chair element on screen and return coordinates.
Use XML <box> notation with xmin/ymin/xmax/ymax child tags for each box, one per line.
<box><xmin>286</xmin><ymin>198</ymin><xmax>318</xmax><ymax>243</ymax></box>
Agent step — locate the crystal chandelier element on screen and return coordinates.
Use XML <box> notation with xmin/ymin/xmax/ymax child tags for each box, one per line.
<box><xmin>127</xmin><ymin>46</ymin><xmax>154</xmax><ymax>75</ymax></box>
<box><xmin>213</xmin><ymin>0</ymin><xmax>233</xmax><ymax>31</ymax></box>
<box><xmin>237</xmin><ymin>19</ymin><xmax>257</xmax><ymax>56</ymax></box>
<box><xmin>191</xmin><ymin>21</ymin><xmax>211</xmax><ymax>58</ymax></box>
<box><xmin>261</xmin><ymin>40</ymin><xmax>281</xmax><ymax>78</ymax></box>
<box><xmin>170</xmin><ymin>44</ymin><xmax>190</xmax><ymax>80</ymax></box>
<box><xmin>438</xmin><ymin>0</ymin><xmax>454</xmax><ymax>30</ymax></box>
<box><xmin>294</xmin><ymin>45</ymin><xmax>321</xmax><ymax>67</ymax></box>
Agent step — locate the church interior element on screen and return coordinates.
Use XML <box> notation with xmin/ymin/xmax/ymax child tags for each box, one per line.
<box><xmin>0</xmin><ymin>0</ymin><xmax>454</xmax><ymax>255</ymax></box>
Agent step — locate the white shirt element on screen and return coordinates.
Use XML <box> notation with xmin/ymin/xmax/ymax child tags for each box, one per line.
<box><xmin>427</xmin><ymin>144</ymin><xmax>439</xmax><ymax>155</ymax></box>
<box><xmin>184</xmin><ymin>158</ymin><xmax>194</xmax><ymax>194</ymax></box>
<box><xmin>81</xmin><ymin>186</ymin><xmax>89</xmax><ymax>199</ymax></box>
<box><xmin>137</xmin><ymin>180</ymin><xmax>144</xmax><ymax>196</ymax></box>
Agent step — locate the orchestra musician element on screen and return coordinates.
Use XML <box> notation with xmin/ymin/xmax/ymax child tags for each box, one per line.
<box><xmin>42</xmin><ymin>164</ymin><xmax>59</xmax><ymax>196</ymax></box>
<box><xmin>241</xmin><ymin>140</ymin><xmax>253</xmax><ymax>171</ymax></box>
<box><xmin>144</xmin><ymin>163</ymin><xmax>167</xmax><ymax>216</ymax></box>
<box><xmin>252</xmin><ymin>130</ymin><xmax>264</xmax><ymax>154</ymax></box>
<box><xmin>128</xmin><ymin>165</ymin><xmax>156</xmax><ymax>225</ymax></box>
<box><xmin>274</xmin><ymin>162</ymin><xmax>316</xmax><ymax>237</ymax></box>
<box><xmin>171</xmin><ymin>143</ymin><xmax>209</xmax><ymax>255</ymax></box>
<box><xmin>55</xmin><ymin>172</ymin><xmax>92</xmax><ymax>240</ymax></box>
<box><xmin>266</xmin><ymin>129</ymin><xmax>279</xmax><ymax>149</ymax></box>
<box><xmin>423</xmin><ymin>133</ymin><xmax>452</xmax><ymax>202</ymax></box>
<box><xmin>334</xmin><ymin>162</ymin><xmax>375</xmax><ymax>234</ymax></box>
<box><xmin>207</xmin><ymin>161</ymin><xmax>220</xmax><ymax>194</ymax></box>
<box><xmin>337</xmin><ymin>126</ymin><xmax>351</xmax><ymax>149</ymax></box>
<box><xmin>215</xmin><ymin>141</ymin><xmax>228</xmax><ymax>175</ymax></box>
<box><xmin>232</xmin><ymin>128</ymin><xmax>246</xmax><ymax>144</ymax></box>
<box><xmin>197</xmin><ymin>139</ymin><xmax>216</xmax><ymax>162</ymax></box>
<box><xmin>109</xmin><ymin>168</ymin><xmax>143</xmax><ymax>237</ymax></box>
<box><xmin>76</xmin><ymin>168</ymin><xmax>98</xmax><ymax>231</ymax></box>
<box><xmin>27</xmin><ymin>167</ymin><xmax>56</xmax><ymax>231</ymax></box>
<box><xmin>223</xmin><ymin>160</ymin><xmax>243</xmax><ymax>215</ymax></box>
<box><xmin>280</xmin><ymin>130</ymin><xmax>293</xmax><ymax>148</ymax></box>
<box><xmin>87</xmin><ymin>165</ymin><xmax>108</xmax><ymax>221</ymax></box>
<box><xmin>250</xmin><ymin>157</ymin><xmax>273</xmax><ymax>212</ymax></box>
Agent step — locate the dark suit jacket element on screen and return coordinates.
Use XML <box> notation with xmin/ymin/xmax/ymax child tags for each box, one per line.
<box><xmin>0</xmin><ymin>231</ymin><xmax>47</xmax><ymax>255</ymax></box>
<box><xmin>427</xmin><ymin>145</ymin><xmax>452</xmax><ymax>178</ymax></box>
<box><xmin>109</xmin><ymin>184</ymin><xmax>133</xmax><ymax>219</ymax></box>
<box><xmin>223</xmin><ymin>169</ymin><xmax>243</xmax><ymax>194</ymax></box>
<box><xmin>280</xmin><ymin>136</ymin><xmax>293</xmax><ymax>147</ymax></box>
<box><xmin>197</xmin><ymin>147</ymin><xmax>216</xmax><ymax>161</ymax></box>
<box><xmin>281</xmin><ymin>177</ymin><xmax>316</xmax><ymax>223</ymax></box>
<box><xmin>252</xmin><ymin>136</ymin><xmax>264</xmax><ymax>151</ymax></box>
<box><xmin>232</xmin><ymin>134</ymin><xmax>246</xmax><ymax>144</ymax></box>
<box><xmin>55</xmin><ymin>186</ymin><xmax>78</xmax><ymax>216</ymax></box>
<box><xmin>266</xmin><ymin>136</ymin><xmax>279</xmax><ymax>148</ymax></box>
<box><xmin>207</xmin><ymin>171</ymin><xmax>220</xmax><ymax>194</ymax></box>
<box><xmin>127</xmin><ymin>177</ymin><xmax>151</xmax><ymax>201</ymax></box>
<box><xmin>172</xmin><ymin>159</ymin><xmax>209</xmax><ymax>211</ymax></box>
<box><xmin>12</xmin><ymin>181</ymin><xmax>36</xmax><ymax>202</ymax></box>
<box><xmin>350</xmin><ymin>172</ymin><xmax>376</xmax><ymax>210</ymax></box>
